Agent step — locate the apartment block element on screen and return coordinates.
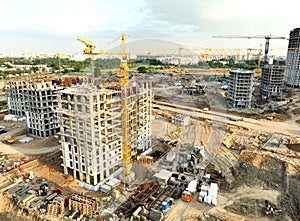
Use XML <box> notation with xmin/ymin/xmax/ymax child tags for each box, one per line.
<box><xmin>284</xmin><ymin>28</ymin><xmax>300</xmax><ymax>88</ymax></box>
<box><xmin>227</xmin><ymin>69</ymin><xmax>253</xmax><ymax>109</ymax></box>
<box><xmin>6</xmin><ymin>77</ymin><xmax>80</xmax><ymax>137</ymax></box>
<box><xmin>260</xmin><ymin>65</ymin><xmax>285</xmax><ymax>99</ymax></box>
<box><xmin>58</xmin><ymin>80</ymin><xmax>152</xmax><ymax>190</ymax></box>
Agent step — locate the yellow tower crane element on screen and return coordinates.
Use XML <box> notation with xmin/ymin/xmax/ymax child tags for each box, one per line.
<box><xmin>77</xmin><ymin>36</ymin><xmax>96</xmax><ymax>54</ymax></box>
<box><xmin>77</xmin><ymin>34</ymin><xmax>132</xmax><ymax>182</ymax></box>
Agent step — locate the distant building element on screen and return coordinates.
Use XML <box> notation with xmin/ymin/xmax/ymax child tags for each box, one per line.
<box><xmin>227</xmin><ymin>69</ymin><xmax>253</xmax><ymax>109</ymax></box>
<box><xmin>284</xmin><ymin>28</ymin><xmax>300</xmax><ymax>88</ymax></box>
<box><xmin>0</xmin><ymin>52</ymin><xmax>74</xmax><ymax>59</ymax></box>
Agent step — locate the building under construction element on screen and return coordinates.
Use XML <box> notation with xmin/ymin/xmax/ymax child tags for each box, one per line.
<box><xmin>58</xmin><ymin>80</ymin><xmax>152</xmax><ymax>190</ymax></box>
<box><xmin>260</xmin><ymin>65</ymin><xmax>285</xmax><ymax>99</ymax></box>
<box><xmin>284</xmin><ymin>28</ymin><xmax>300</xmax><ymax>88</ymax></box>
<box><xmin>6</xmin><ymin>77</ymin><xmax>81</xmax><ymax>137</ymax></box>
<box><xmin>227</xmin><ymin>69</ymin><xmax>253</xmax><ymax>109</ymax></box>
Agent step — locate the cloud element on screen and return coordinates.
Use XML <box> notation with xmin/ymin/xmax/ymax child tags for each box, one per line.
<box><xmin>0</xmin><ymin>0</ymin><xmax>151</xmax><ymax>52</ymax></box>
<box><xmin>139</xmin><ymin>0</ymin><xmax>296</xmax><ymax>49</ymax></box>
<box><xmin>0</xmin><ymin>0</ymin><xmax>298</xmax><ymax>52</ymax></box>
<box><xmin>0</xmin><ymin>0</ymin><xmax>108</xmax><ymax>34</ymax></box>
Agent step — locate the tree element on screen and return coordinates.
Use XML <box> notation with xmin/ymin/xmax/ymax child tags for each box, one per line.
<box><xmin>94</xmin><ymin>67</ymin><xmax>101</xmax><ymax>77</ymax></box>
<box><xmin>30</xmin><ymin>66</ymin><xmax>39</xmax><ymax>73</ymax></box>
<box><xmin>137</xmin><ymin>66</ymin><xmax>148</xmax><ymax>73</ymax></box>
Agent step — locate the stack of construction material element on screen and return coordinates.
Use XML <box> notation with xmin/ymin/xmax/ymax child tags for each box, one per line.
<box><xmin>46</xmin><ymin>203</ymin><xmax>61</xmax><ymax>218</ymax></box>
<box><xmin>149</xmin><ymin>208</ymin><xmax>163</xmax><ymax>221</ymax></box>
<box><xmin>100</xmin><ymin>178</ymin><xmax>121</xmax><ymax>193</ymax></box>
<box><xmin>198</xmin><ymin>182</ymin><xmax>219</xmax><ymax>206</ymax></box>
<box><xmin>18</xmin><ymin>137</ymin><xmax>33</xmax><ymax>143</ymax></box>
<box><xmin>100</xmin><ymin>184</ymin><xmax>111</xmax><ymax>194</ymax></box>
<box><xmin>106</xmin><ymin>178</ymin><xmax>121</xmax><ymax>188</ymax></box>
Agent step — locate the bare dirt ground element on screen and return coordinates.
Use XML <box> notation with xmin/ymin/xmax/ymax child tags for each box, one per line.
<box><xmin>164</xmin><ymin>184</ymin><xmax>281</xmax><ymax>221</ymax></box>
<box><xmin>283</xmin><ymin>104</ymin><xmax>300</xmax><ymax>126</ymax></box>
<box><xmin>0</xmin><ymin>78</ymin><xmax>299</xmax><ymax>220</ymax></box>
<box><xmin>151</xmin><ymin>113</ymin><xmax>300</xmax><ymax>221</ymax></box>
<box><xmin>0</xmin><ymin>112</ymin><xmax>60</xmax><ymax>155</ymax></box>
<box><xmin>0</xmin><ymin>112</ymin><xmax>83</xmax><ymax>197</ymax></box>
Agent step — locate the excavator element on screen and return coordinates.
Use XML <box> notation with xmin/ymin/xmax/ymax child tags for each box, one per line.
<box><xmin>3</xmin><ymin>135</ymin><xmax>14</xmax><ymax>144</ymax></box>
<box><xmin>266</xmin><ymin>112</ymin><xmax>275</xmax><ymax>120</ymax></box>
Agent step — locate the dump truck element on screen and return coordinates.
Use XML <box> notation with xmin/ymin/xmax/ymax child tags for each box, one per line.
<box><xmin>181</xmin><ymin>179</ymin><xmax>197</xmax><ymax>202</ymax></box>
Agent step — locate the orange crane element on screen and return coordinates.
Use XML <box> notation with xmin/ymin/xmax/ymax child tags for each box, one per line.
<box><xmin>77</xmin><ymin>34</ymin><xmax>132</xmax><ymax>180</ymax></box>
<box><xmin>212</xmin><ymin>34</ymin><xmax>287</xmax><ymax>64</ymax></box>
<box><xmin>247</xmin><ymin>44</ymin><xmax>263</xmax><ymax>68</ymax></box>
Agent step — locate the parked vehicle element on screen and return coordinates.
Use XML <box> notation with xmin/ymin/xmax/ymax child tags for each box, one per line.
<box><xmin>181</xmin><ymin>179</ymin><xmax>197</xmax><ymax>202</ymax></box>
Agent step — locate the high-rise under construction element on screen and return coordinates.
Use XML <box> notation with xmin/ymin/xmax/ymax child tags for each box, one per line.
<box><xmin>227</xmin><ymin>69</ymin><xmax>253</xmax><ymax>109</ymax></box>
<box><xmin>6</xmin><ymin>77</ymin><xmax>81</xmax><ymax>137</ymax></box>
<box><xmin>284</xmin><ymin>28</ymin><xmax>300</xmax><ymax>88</ymax></box>
<box><xmin>260</xmin><ymin>65</ymin><xmax>285</xmax><ymax>99</ymax></box>
<box><xmin>58</xmin><ymin>80</ymin><xmax>152</xmax><ymax>190</ymax></box>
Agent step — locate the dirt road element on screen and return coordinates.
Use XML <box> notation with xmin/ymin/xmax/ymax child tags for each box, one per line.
<box><xmin>0</xmin><ymin>142</ymin><xmax>60</xmax><ymax>155</ymax></box>
<box><xmin>153</xmin><ymin>101</ymin><xmax>300</xmax><ymax>137</ymax></box>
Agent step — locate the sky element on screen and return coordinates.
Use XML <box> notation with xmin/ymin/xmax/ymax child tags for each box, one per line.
<box><xmin>0</xmin><ymin>0</ymin><xmax>299</xmax><ymax>55</ymax></box>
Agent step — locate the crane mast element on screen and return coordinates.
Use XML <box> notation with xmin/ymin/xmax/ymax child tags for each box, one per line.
<box><xmin>119</xmin><ymin>34</ymin><xmax>131</xmax><ymax>176</ymax></box>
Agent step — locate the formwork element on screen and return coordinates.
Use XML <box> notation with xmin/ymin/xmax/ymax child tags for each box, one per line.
<box><xmin>46</xmin><ymin>195</ymin><xmax>66</xmax><ymax>218</ymax></box>
<box><xmin>284</xmin><ymin>28</ymin><xmax>300</xmax><ymax>88</ymax></box>
<box><xmin>68</xmin><ymin>193</ymin><xmax>97</xmax><ymax>216</ymax></box>
<box><xmin>261</xmin><ymin>65</ymin><xmax>285</xmax><ymax>99</ymax></box>
<box><xmin>227</xmin><ymin>69</ymin><xmax>253</xmax><ymax>109</ymax></box>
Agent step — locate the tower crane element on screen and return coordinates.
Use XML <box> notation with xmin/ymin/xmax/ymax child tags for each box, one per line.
<box><xmin>77</xmin><ymin>36</ymin><xmax>96</xmax><ymax>54</ymax></box>
<box><xmin>212</xmin><ymin>35</ymin><xmax>287</xmax><ymax>64</ymax></box>
<box><xmin>77</xmin><ymin>34</ymin><xmax>132</xmax><ymax>182</ymax></box>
